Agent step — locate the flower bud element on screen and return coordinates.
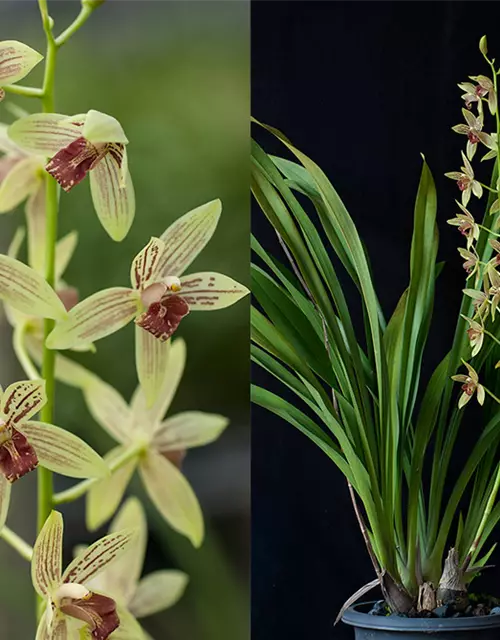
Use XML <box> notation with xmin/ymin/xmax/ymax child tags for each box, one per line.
<box><xmin>479</xmin><ymin>35</ymin><xmax>488</xmax><ymax>56</ymax></box>
<box><xmin>82</xmin><ymin>0</ymin><xmax>106</xmax><ymax>9</ymax></box>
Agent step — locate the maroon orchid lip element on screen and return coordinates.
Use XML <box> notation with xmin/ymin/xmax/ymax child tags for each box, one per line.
<box><xmin>0</xmin><ymin>428</ymin><xmax>38</xmax><ymax>482</ymax></box>
<box><xmin>60</xmin><ymin>592</ymin><xmax>119</xmax><ymax>640</ymax></box>
<box><xmin>135</xmin><ymin>294</ymin><xmax>190</xmax><ymax>342</ymax></box>
<box><xmin>46</xmin><ymin>137</ymin><xmax>100</xmax><ymax>192</ymax></box>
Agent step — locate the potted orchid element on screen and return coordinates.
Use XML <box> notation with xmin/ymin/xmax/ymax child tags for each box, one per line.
<box><xmin>0</xmin><ymin>1</ymin><xmax>248</xmax><ymax>638</ymax></box>
<box><xmin>251</xmin><ymin>36</ymin><xmax>500</xmax><ymax>638</ymax></box>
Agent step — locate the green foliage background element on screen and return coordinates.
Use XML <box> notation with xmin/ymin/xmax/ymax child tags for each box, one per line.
<box><xmin>0</xmin><ymin>2</ymin><xmax>249</xmax><ymax>638</ymax></box>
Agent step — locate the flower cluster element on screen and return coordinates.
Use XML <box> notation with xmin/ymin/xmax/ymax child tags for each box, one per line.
<box><xmin>0</xmin><ymin>11</ymin><xmax>249</xmax><ymax>638</ymax></box>
<box><xmin>448</xmin><ymin>37</ymin><xmax>500</xmax><ymax>408</ymax></box>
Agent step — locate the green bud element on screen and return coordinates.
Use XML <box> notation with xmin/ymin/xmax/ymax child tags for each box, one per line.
<box><xmin>479</xmin><ymin>35</ymin><xmax>488</xmax><ymax>56</ymax></box>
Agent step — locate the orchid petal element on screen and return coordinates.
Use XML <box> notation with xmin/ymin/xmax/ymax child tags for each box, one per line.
<box><xmin>83</xmin><ymin>375</ymin><xmax>132</xmax><ymax>444</ymax></box>
<box><xmin>179</xmin><ymin>272</ymin><xmax>249</xmax><ymax>310</ymax></box>
<box><xmin>25</xmin><ymin>337</ymin><xmax>96</xmax><ymax>389</ymax></box>
<box><xmin>0</xmin><ymin>41</ymin><xmax>42</xmax><ymax>86</ymax></box>
<box><xmin>130</xmin><ymin>237</ymin><xmax>166</xmax><ymax>291</ymax></box>
<box><xmin>8</xmin><ymin>226</ymin><xmax>25</xmax><ymax>260</ymax></box>
<box><xmin>62</xmin><ymin>528</ymin><xmax>137</xmax><ymax>586</ymax></box>
<box><xmin>0</xmin><ymin>122</ymin><xmax>24</xmax><ymax>155</ymax></box>
<box><xmin>1</xmin><ymin>379</ymin><xmax>46</xmax><ymax>426</ymax></box>
<box><xmin>8</xmin><ymin>113</ymin><xmax>83</xmax><ymax>156</ymax></box>
<box><xmin>0</xmin><ymin>475</ymin><xmax>11</xmax><ymax>530</ymax></box>
<box><xmin>35</xmin><ymin>611</ymin><xmax>49</xmax><ymax>640</ymax></box>
<box><xmin>135</xmin><ymin>325</ymin><xmax>171</xmax><ymax>409</ymax></box>
<box><xmin>32</xmin><ymin>510</ymin><xmax>63</xmax><ymax>597</ymax></box>
<box><xmin>0</xmin><ymin>156</ymin><xmax>41</xmax><ymax>213</ymax></box>
<box><xmin>55</xmin><ymin>231</ymin><xmax>78</xmax><ymax>282</ymax></box>
<box><xmin>86</xmin><ymin>446</ymin><xmax>138</xmax><ymax>531</ymax></box>
<box><xmin>19</xmin><ymin>421</ymin><xmax>108</xmax><ymax>479</ymax></box>
<box><xmin>140</xmin><ymin>450</ymin><xmax>204</xmax><ymax>547</ymax></box>
<box><xmin>26</xmin><ymin>180</ymin><xmax>46</xmax><ymax>274</ymax></box>
<box><xmin>132</xmin><ymin>337</ymin><xmax>186</xmax><ymax>432</ymax></box>
<box><xmin>89</xmin><ymin>155</ymin><xmax>135</xmax><ymax>242</ymax></box>
<box><xmin>477</xmin><ymin>384</ymin><xmax>486</xmax><ymax>405</ymax></box>
<box><xmin>0</xmin><ymin>254</ymin><xmax>68</xmax><ymax>320</ymax></box>
<box><xmin>83</xmin><ymin>110</ymin><xmax>129</xmax><ymax>145</ymax></box>
<box><xmin>458</xmin><ymin>392</ymin><xmax>472</xmax><ymax>409</ymax></box>
<box><xmin>103</xmin><ymin>497</ymin><xmax>147</xmax><ymax>603</ymax></box>
<box><xmin>46</xmin><ymin>287</ymin><xmax>141</xmax><ymax>350</ymax></box>
<box><xmin>156</xmin><ymin>199</ymin><xmax>222</xmax><ymax>278</ymax></box>
<box><xmin>153</xmin><ymin>411</ymin><xmax>228</xmax><ymax>452</ymax></box>
<box><xmin>130</xmin><ymin>570</ymin><xmax>188</xmax><ymax>618</ymax></box>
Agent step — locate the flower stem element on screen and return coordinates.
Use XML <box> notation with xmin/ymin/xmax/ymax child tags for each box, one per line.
<box><xmin>0</xmin><ymin>526</ymin><xmax>33</xmax><ymax>562</ymax></box>
<box><xmin>478</xmin><ymin>181</ymin><xmax>499</xmax><ymax>193</ymax></box>
<box><xmin>53</xmin><ymin>443</ymin><xmax>143</xmax><ymax>505</ymax></box>
<box><xmin>484</xmin><ymin>386</ymin><xmax>500</xmax><ymax>404</ymax></box>
<box><xmin>55</xmin><ymin>5</ymin><xmax>94</xmax><ymax>48</ymax></box>
<box><xmin>2</xmin><ymin>84</ymin><xmax>43</xmax><ymax>98</ymax></box>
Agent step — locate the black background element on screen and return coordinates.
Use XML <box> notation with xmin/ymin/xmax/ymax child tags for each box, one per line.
<box><xmin>252</xmin><ymin>2</ymin><xmax>500</xmax><ymax>639</ymax></box>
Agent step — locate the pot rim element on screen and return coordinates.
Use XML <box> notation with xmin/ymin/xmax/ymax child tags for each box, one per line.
<box><xmin>341</xmin><ymin>601</ymin><xmax>500</xmax><ymax>632</ymax></box>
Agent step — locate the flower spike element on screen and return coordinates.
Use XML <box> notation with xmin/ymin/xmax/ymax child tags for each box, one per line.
<box><xmin>8</xmin><ymin>110</ymin><xmax>135</xmax><ymax>241</ymax></box>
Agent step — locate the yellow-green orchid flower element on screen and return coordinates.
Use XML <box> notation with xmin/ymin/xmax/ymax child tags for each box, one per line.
<box><xmin>76</xmin><ymin>338</ymin><xmax>227</xmax><ymax>548</ymax></box>
<box><xmin>0</xmin><ymin>379</ymin><xmax>107</xmax><ymax>532</ymax></box>
<box><xmin>76</xmin><ymin>498</ymin><xmax>188</xmax><ymax>640</ymax></box>
<box><xmin>452</xmin><ymin>361</ymin><xmax>485</xmax><ymax>409</ymax></box>
<box><xmin>445</xmin><ymin>151</ymin><xmax>483</xmax><ymax>207</ymax></box>
<box><xmin>0</xmin><ymin>41</ymin><xmax>43</xmax><ymax>102</ymax></box>
<box><xmin>447</xmin><ymin>201</ymin><xmax>479</xmax><ymax>249</ymax></box>
<box><xmin>451</xmin><ymin>108</ymin><xmax>484</xmax><ymax>160</ymax></box>
<box><xmin>46</xmin><ymin>199</ymin><xmax>249</xmax><ymax>405</ymax></box>
<box><xmin>33</xmin><ymin>511</ymin><xmax>138</xmax><ymax>640</ymax></box>
<box><xmin>8</xmin><ymin>109</ymin><xmax>135</xmax><ymax>241</ymax></box>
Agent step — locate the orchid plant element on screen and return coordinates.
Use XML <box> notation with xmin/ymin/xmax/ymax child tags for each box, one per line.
<box><xmin>0</xmin><ymin>1</ymin><xmax>248</xmax><ymax>638</ymax></box>
<box><xmin>251</xmin><ymin>36</ymin><xmax>500</xmax><ymax>617</ymax></box>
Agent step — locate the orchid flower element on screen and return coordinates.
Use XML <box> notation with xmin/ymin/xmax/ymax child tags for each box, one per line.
<box><xmin>452</xmin><ymin>361</ymin><xmax>485</xmax><ymax>409</ymax></box>
<box><xmin>445</xmin><ymin>151</ymin><xmax>483</xmax><ymax>206</ymax></box>
<box><xmin>75</xmin><ymin>338</ymin><xmax>228</xmax><ymax>547</ymax></box>
<box><xmin>33</xmin><ymin>511</ymin><xmax>138</xmax><ymax>640</ymax></box>
<box><xmin>463</xmin><ymin>288</ymin><xmax>490</xmax><ymax>320</ymax></box>
<box><xmin>452</xmin><ymin>108</ymin><xmax>483</xmax><ymax>160</ymax></box>
<box><xmin>46</xmin><ymin>199</ymin><xmax>249</xmax><ymax>405</ymax></box>
<box><xmin>8</xmin><ymin>109</ymin><xmax>135</xmax><ymax>241</ymax></box>
<box><xmin>470</xmin><ymin>75</ymin><xmax>497</xmax><ymax>115</ymax></box>
<box><xmin>0</xmin><ymin>380</ymin><xmax>107</xmax><ymax>531</ymax></box>
<box><xmin>461</xmin><ymin>314</ymin><xmax>484</xmax><ymax>357</ymax></box>
<box><xmin>458</xmin><ymin>246</ymin><xmax>480</xmax><ymax>283</ymax></box>
<box><xmin>447</xmin><ymin>201</ymin><xmax>479</xmax><ymax>248</ymax></box>
<box><xmin>477</xmin><ymin>131</ymin><xmax>498</xmax><ymax>162</ymax></box>
<box><xmin>76</xmin><ymin>498</ymin><xmax>188</xmax><ymax>640</ymax></box>
<box><xmin>486</xmin><ymin>264</ymin><xmax>500</xmax><ymax>320</ymax></box>
<box><xmin>0</xmin><ymin>41</ymin><xmax>43</xmax><ymax>102</ymax></box>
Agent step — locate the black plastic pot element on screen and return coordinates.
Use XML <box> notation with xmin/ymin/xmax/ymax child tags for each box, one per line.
<box><xmin>341</xmin><ymin>602</ymin><xmax>500</xmax><ymax>639</ymax></box>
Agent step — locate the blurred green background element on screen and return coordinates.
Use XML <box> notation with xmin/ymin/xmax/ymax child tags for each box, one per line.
<box><xmin>0</xmin><ymin>1</ymin><xmax>249</xmax><ymax>638</ymax></box>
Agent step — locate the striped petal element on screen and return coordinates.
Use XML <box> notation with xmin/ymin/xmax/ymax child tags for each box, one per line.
<box><xmin>89</xmin><ymin>155</ymin><xmax>135</xmax><ymax>242</ymax></box>
<box><xmin>31</xmin><ymin>510</ymin><xmax>63</xmax><ymax>597</ymax></box>
<box><xmin>130</xmin><ymin>237</ymin><xmax>166</xmax><ymax>291</ymax></box>
<box><xmin>99</xmin><ymin>497</ymin><xmax>147</xmax><ymax>603</ymax></box>
<box><xmin>0</xmin><ymin>254</ymin><xmax>68</xmax><ymax>320</ymax></box>
<box><xmin>139</xmin><ymin>450</ymin><xmax>204</xmax><ymax>547</ymax></box>
<box><xmin>8</xmin><ymin>113</ymin><xmax>83</xmax><ymax>156</ymax></box>
<box><xmin>152</xmin><ymin>411</ymin><xmax>228</xmax><ymax>453</ymax></box>
<box><xmin>62</xmin><ymin>528</ymin><xmax>137</xmax><ymax>586</ymax></box>
<box><xmin>46</xmin><ymin>287</ymin><xmax>141</xmax><ymax>350</ymax></box>
<box><xmin>156</xmin><ymin>199</ymin><xmax>222</xmax><ymax>278</ymax></box>
<box><xmin>0</xmin><ymin>475</ymin><xmax>11</xmax><ymax>531</ymax></box>
<box><xmin>135</xmin><ymin>325</ymin><xmax>171</xmax><ymax>409</ymax></box>
<box><xmin>83</xmin><ymin>375</ymin><xmax>132</xmax><ymax>444</ymax></box>
<box><xmin>132</xmin><ymin>337</ymin><xmax>186</xmax><ymax>432</ymax></box>
<box><xmin>86</xmin><ymin>446</ymin><xmax>138</xmax><ymax>532</ymax></box>
<box><xmin>130</xmin><ymin>570</ymin><xmax>188</xmax><ymax>618</ymax></box>
<box><xmin>1</xmin><ymin>379</ymin><xmax>46</xmax><ymax>426</ymax></box>
<box><xmin>19</xmin><ymin>421</ymin><xmax>108</xmax><ymax>479</ymax></box>
<box><xmin>178</xmin><ymin>272</ymin><xmax>249</xmax><ymax>310</ymax></box>
<box><xmin>0</xmin><ymin>41</ymin><xmax>43</xmax><ymax>86</ymax></box>
<box><xmin>0</xmin><ymin>156</ymin><xmax>42</xmax><ymax>213</ymax></box>
<box><xmin>26</xmin><ymin>180</ymin><xmax>47</xmax><ymax>274</ymax></box>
